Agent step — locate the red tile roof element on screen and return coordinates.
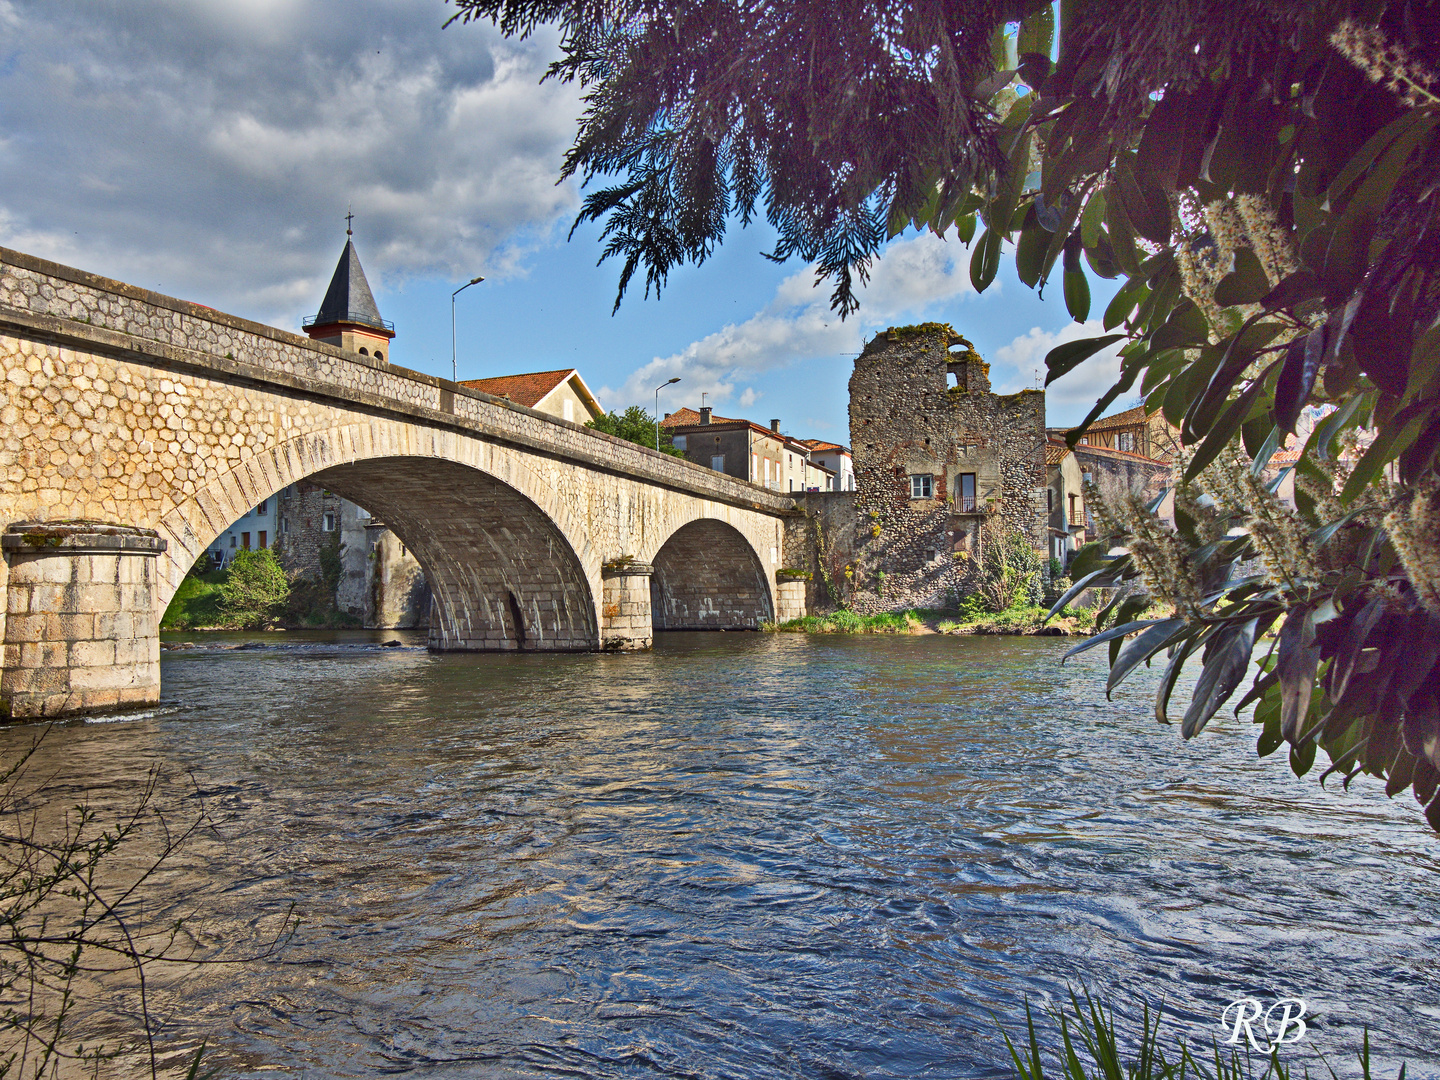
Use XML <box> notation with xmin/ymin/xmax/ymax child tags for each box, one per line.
<box><xmin>798</xmin><ymin>439</ymin><xmax>850</xmax><ymax>454</ymax></box>
<box><xmin>1044</xmin><ymin>437</ymin><xmax>1072</xmax><ymax>465</ymax></box>
<box><xmin>661</xmin><ymin>406</ymin><xmax>742</xmax><ymax>427</ymax></box>
<box><xmin>460</xmin><ymin>368</ymin><xmax>577</xmax><ymax>408</ymax></box>
<box><xmin>1084</xmin><ymin>404</ymin><xmax>1151</xmax><ymax>432</ymax></box>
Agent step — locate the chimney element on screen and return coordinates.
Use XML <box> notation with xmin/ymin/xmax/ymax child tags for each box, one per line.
<box><xmin>664</xmin><ymin>412</ymin><xmax>672</xmax><ymax>419</ymax></box>
<box><xmin>700</xmin><ymin>407</ymin><xmax>712</xmax><ymax>424</ymax></box>
<box><xmin>770</xmin><ymin>419</ymin><xmax>781</xmax><ymax>432</ymax></box>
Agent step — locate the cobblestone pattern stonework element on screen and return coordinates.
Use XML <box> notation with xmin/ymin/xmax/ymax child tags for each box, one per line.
<box><xmin>0</xmin><ymin>248</ymin><xmax>802</xmax><ymax>706</ymax></box>
<box><xmin>843</xmin><ymin>325</ymin><xmax>1047</xmax><ymax>614</ymax></box>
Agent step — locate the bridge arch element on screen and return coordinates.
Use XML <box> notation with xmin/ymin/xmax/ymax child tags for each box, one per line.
<box><xmin>154</xmin><ymin>419</ymin><xmax>601</xmax><ymax>650</ymax></box>
<box><xmin>648</xmin><ymin>518</ymin><xmax>774</xmax><ymax>630</ymax></box>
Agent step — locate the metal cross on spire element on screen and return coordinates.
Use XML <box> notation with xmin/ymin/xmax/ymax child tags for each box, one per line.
<box><xmin>345</xmin><ymin>207</ymin><xmax>354</xmax><ymax>236</ymax></box>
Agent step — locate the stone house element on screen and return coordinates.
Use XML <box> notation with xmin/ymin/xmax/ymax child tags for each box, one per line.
<box><xmin>662</xmin><ymin>407</ymin><xmax>835</xmax><ymax>492</ymax></box>
<box><xmin>1070</xmin><ymin>403</ymin><xmax>1179</xmax><ymax>461</ymax></box>
<box><xmin>1045</xmin><ymin>438</ymin><xmax>1088</xmax><ymax>566</ymax></box>
<box><xmin>841</xmin><ymin>323</ymin><xmax>1048</xmax><ymax>612</ymax></box>
<box><xmin>797</xmin><ymin>440</ymin><xmax>855</xmax><ymax>491</ymax></box>
<box><xmin>459</xmin><ymin>368</ymin><xmax>604</xmax><ymax>425</ymax></box>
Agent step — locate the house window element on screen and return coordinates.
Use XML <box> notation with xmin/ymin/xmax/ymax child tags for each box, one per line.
<box><xmin>1069</xmin><ymin>493</ymin><xmax>1078</xmax><ymax>526</ymax></box>
<box><xmin>1118</xmin><ymin>431</ymin><xmax>1136</xmax><ymax>453</ymax></box>
<box><xmin>278</xmin><ymin>518</ymin><xmax>287</xmax><ymax>534</ymax></box>
<box><xmin>1078</xmin><ymin>436</ymin><xmax>1089</xmax><ymax>445</ymax></box>
<box><xmin>910</xmin><ymin>474</ymin><xmax>932</xmax><ymax>499</ymax></box>
<box><xmin>323</xmin><ymin>511</ymin><xmax>336</xmax><ymax>532</ymax></box>
<box><xmin>1047</xmin><ymin>488</ymin><xmax>1054</xmax><ymax>513</ymax></box>
<box><xmin>563</xmin><ymin>399</ymin><xmax>574</xmax><ymax>422</ymax></box>
<box><xmin>751</xmin><ymin>453</ymin><xmax>758</xmax><ymax>480</ymax></box>
<box><xmin>673</xmin><ymin>435</ymin><xmax>687</xmax><ymax>450</ymax></box>
<box><xmin>258</xmin><ymin>530</ymin><xmax>267</xmax><ymax>549</ymax></box>
<box><xmin>958</xmin><ymin>473</ymin><xmax>976</xmax><ymax>511</ymax></box>
<box><xmin>241</xmin><ymin>532</ymin><xmax>250</xmax><ymax>550</ymax></box>
<box><xmin>229</xmin><ymin>535</ymin><xmax>236</xmax><ymax>548</ymax></box>
<box><xmin>710</xmin><ymin>455</ymin><xmax>725</xmax><ymax>472</ymax></box>
<box><xmin>257</xmin><ymin>498</ymin><xmax>268</xmax><ymax>514</ymax></box>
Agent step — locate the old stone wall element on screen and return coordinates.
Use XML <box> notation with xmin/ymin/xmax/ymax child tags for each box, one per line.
<box><xmin>366</xmin><ymin>528</ymin><xmax>430</xmax><ymax>629</ymax></box>
<box><xmin>842</xmin><ymin>324</ymin><xmax>1047</xmax><ymax>613</ymax></box>
<box><xmin>276</xmin><ymin>481</ymin><xmax>342</xmax><ymax>581</ymax></box>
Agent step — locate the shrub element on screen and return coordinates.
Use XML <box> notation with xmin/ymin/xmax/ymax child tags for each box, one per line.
<box><xmin>218</xmin><ymin>548</ymin><xmax>290</xmax><ymax>627</ymax></box>
<box><xmin>977</xmin><ymin>520</ymin><xmax>1043</xmax><ymax>613</ymax></box>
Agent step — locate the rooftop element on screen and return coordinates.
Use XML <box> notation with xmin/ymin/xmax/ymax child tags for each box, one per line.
<box><xmin>305</xmin><ymin>239</ymin><xmax>392</xmax><ymax>334</ymax></box>
<box><xmin>460</xmin><ymin>368</ymin><xmax>592</xmax><ymax>412</ymax></box>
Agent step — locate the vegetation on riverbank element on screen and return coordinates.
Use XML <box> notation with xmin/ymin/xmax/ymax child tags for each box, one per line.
<box><xmin>766</xmin><ymin>603</ymin><xmax>1096</xmax><ymax>637</ymax></box>
<box><xmin>161</xmin><ymin>549</ymin><xmax>361</xmax><ymax>631</ymax></box>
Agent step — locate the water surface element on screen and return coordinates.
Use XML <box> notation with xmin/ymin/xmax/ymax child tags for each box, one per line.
<box><xmin>11</xmin><ymin>631</ymin><xmax>1438</xmax><ymax>1078</ymax></box>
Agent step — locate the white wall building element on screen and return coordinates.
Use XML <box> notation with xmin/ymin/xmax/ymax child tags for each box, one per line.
<box><xmin>208</xmin><ymin>497</ymin><xmax>278</xmax><ymax>568</ymax></box>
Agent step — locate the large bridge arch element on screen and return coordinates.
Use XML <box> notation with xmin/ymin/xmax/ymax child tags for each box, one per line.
<box><xmin>153</xmin><ymin>420</ymin><xmax>602</xmax><ymax>650</ymax></box>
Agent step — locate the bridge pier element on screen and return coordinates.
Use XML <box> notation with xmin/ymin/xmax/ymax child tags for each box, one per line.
<box><xmin>774</xmin><ymin>573</ymin><xmax>808</xmax><ymax>623</ymax></box>
<box><xmin>1</xmin><ymin>523</ymin><xmax>166</xmax><ymax>719</ymax></box>
<box><xmin>600</xmin><ymin>561</ymin><xmax>654</xmax><ymax>650</ymax></box>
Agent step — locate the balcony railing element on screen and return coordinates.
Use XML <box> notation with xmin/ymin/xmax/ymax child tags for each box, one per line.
<box><xmin>957</xmin><ymin>495</ymin><xmax>978</xmax><ymax>512</ymax></box>
<box><xmin>303</xmin><ymin>312</ymin><xmax>395</xmax><ymax>332</ymax></box>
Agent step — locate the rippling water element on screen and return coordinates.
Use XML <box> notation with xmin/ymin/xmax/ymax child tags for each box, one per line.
<box><xmin>7</xmin><ymin>631</ymin><xmax>1439</xmax><ymax>1078</ymax></box>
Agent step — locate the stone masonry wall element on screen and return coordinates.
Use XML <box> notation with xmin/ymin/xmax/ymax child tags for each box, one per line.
<box><xmin>843</xmin><ymin>324</ymin><xmax>1047</xmax><ymax>614</ymax></box>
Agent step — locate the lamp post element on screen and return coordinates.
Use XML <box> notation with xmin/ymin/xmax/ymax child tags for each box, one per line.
<box><xmin>655</xmin><ymin>377</ymin><xmax>681</xmax><ymax>451</ymax></box>
<box><xmin>451</xmin><ymin>275</ymin><xmax>485</xmax><ymax>382</ymax></box>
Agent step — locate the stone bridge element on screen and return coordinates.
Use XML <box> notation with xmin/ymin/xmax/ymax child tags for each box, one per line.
<box><xmin>0</xmin><ymin>247</ymin><xmax>808</xmax><ymax>719</ymax></box>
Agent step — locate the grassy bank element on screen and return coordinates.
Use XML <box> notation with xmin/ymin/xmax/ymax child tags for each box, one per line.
<box><xmin>765</xmin><ymin>605</ymin><xmax>1095</xmax><ymax>636</ymax></box>
<box><xmin>160</xmin><ymin>568</ymin><xmax>227</xmax><ymax>629</ymax></box>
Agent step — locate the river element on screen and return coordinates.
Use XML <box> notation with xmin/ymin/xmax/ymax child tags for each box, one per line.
<box><xmin>6</xmin><ymin>631</ymin><xmax>1438</xmax><ymax>1078</ymax></box>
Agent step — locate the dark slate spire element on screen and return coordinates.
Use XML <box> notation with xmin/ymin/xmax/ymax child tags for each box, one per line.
<box><xmin>310</xmin><ymin>239</ymin><xmax>389</xmax><ymax>331</ymax></box>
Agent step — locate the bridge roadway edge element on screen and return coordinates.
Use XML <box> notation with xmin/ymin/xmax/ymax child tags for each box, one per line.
<box><xmin>0</xmin><ymin>246</ymin><xmax>813</xmax><ymax>716</ymax></box>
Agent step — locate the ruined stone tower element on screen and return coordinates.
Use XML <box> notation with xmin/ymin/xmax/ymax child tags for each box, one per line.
<box><xmin>844</xmin><ymin>323</ymin><xmax>1047</xmax><ymax>611</ymax></box>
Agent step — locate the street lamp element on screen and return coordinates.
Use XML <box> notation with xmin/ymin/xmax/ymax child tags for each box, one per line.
<box><xmin>655</xmin><ymin>377</ymin><xmax>681</xmax><ymax>451</ymax></box>
<box><xmin>451</xmin><ymin>275</ymin><xmax>485</xmax><ymax>381</ymax></box>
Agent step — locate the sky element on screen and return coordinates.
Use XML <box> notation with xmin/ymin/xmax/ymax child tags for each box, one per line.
<box><xmin>0</xmin><ymin>0</ymin><xmax>1131</xmax><ymax>444</ymax></box>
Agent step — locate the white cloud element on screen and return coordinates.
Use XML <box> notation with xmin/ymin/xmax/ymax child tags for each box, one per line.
<box><xmin>598</xmin><ymin>230</ymin><xmax>974</xmax><ymax>410</ymax></box>
<box><xmin>0</xmin><ymin>0</ymin><xmax>582</xmax><ymax>328</ymax></box>
<box><xmin>992</xmin><ymin>321</ymin><xmax>1130</xmax><ymax>427</ymax></box>
<box><xmin>737</xmin><ymin>387</ymin><xmax>761</xmax><ymax>408</ymax></box>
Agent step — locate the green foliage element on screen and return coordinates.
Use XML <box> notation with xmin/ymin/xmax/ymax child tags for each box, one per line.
<box><xmin>978</xmin><ymin>520</ymin><xmax>1044</xmax><ymax>613</ymax></box>
<box><xmin>768</xmin><ymin>609</ymin><xmax>925</xmax><ymax>634</ymax></box>
<box><xmin>217</xmin><ymin>548</ymin><xmax>290</xmax><ymax>628</ymax></box>
<box><xmin>587</xmin><ymin>405</ymin><xmax>685</xmax><ymax>456</ymax></box>
<box><xmin>160</xmin><ymin>569</ymin><xmax>226</xmax><ymax>629</ymax></box>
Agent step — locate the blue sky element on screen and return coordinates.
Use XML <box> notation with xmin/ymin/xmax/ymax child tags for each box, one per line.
<box><xmin>0</xmin><ymin>0</ymin><xmax>1131</xmax><ymax>442</ymax></box>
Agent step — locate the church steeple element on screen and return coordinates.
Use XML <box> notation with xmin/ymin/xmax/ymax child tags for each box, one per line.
<box><xmin>303</xmin><ymin>217</ymin><xmax>395</xmax><ymax>361</ymax></box>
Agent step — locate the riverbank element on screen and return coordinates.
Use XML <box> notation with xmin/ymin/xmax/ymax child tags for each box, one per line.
<box><xmin>765</xmin><ymin>605</ymin><xmax>1096</xmax><ymax>636</ymax></box>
